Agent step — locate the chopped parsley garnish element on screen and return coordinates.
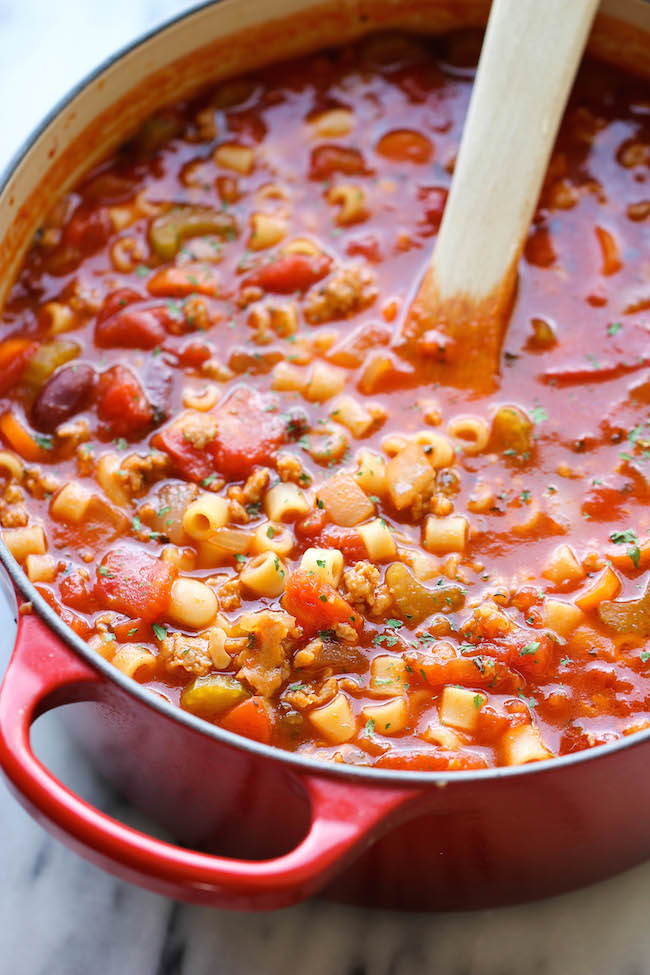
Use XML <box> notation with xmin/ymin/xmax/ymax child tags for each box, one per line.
<box><xmin>610</xmin><ymin>529</ymin><xmax>641</xmax><ymax>568</ymax></box>
<box><xmin>519</xmin><ymin>641</ymin><xmax>540</xmax><ymax>656</ymax></box>
<box><xmin>607</xmin><ymin>321</ymin><xmax>622</xmax><ymax>336</ymax></box>
<box><xmin>530</xmin><ymin>406</ymin><xmax>548</xmax><ymax>425</ymax></box>
<box><xmin>152</xmin><ymin>624</ymin><xmax>167</xmax><ymax>641</ymax></box>
<box><xmin>201</xmin><ymin>473</ymin><xmax>219</xmax><ymax>488</ymax></box>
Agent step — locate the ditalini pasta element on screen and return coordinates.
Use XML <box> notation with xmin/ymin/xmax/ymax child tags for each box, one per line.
<box><xmin>1</xmin><ymin>32</ymin><xmax>650</xmax><ymax>770</ymax></box>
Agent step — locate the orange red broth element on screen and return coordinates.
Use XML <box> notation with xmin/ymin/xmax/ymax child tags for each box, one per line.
<box><xmin>1</xmin><ymin>32</ymin><xmax>650</xmax><ymax>770</ymax></box>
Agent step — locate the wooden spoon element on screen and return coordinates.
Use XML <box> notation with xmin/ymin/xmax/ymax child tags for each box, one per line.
<box><xmin>402</xmin><ymin>0</ymin><xmax>600</xmax><ymax>388</ymax></box>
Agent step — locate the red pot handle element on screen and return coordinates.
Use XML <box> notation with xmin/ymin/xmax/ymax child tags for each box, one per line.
<box><xmin>0</xmin><ymin>608</ymin><xmax>419</xmax><ymax>908</ymax></box>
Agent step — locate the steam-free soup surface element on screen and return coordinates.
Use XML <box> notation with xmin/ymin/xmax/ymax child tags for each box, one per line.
<box><xmin>2</xmin><ymin>32</ymin><xmax>650</xmax><ymax>770</ymax></box>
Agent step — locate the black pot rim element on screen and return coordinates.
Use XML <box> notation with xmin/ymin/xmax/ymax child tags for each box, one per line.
<box><xmin>1</xmin><ymin>0</ymin><xmax>647</xmax><ymax>790</ymax></box>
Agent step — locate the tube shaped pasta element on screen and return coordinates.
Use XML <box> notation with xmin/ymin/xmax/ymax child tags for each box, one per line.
<box><xmin>2</xmin><ymin>525</ymin><xmax>46</xmax><ymax>563</ymax></box>
<box><xmin>423</xmin><ymin>515</ymin><xmax>469</xmax><ymax>555</ymax></box>
<box><xmin>249</xmin><ymin>213</ymin><xmax>287</xmax><ymax>250</ymax></box>
<box><xmin>354</xmin><ymin>450</ymin><xmax>387</xmax><ymax>496</ymax></box>
<box><xmin>254</xmin><ymin>522</ymin><xmax>294</xmax><ymax>557</ymax></box>
<box><xmin>112</xmin><ymin>643</ymin><xmax>158</xmax><ymax>680</ymax></box>
<box><xmin>182</xmin><ymin>494</ymin><xmax>230</xmax><ymax>541</ymax></box>
<box><xmin>309</xmin><ymin>692</ymin><xmax>356</xmax><ymax>744</ymax></box>
<box><xmin>0</xmin><ymin>451</ymin><xmax>23</xmax><ymax>481</ymax></box>
<box><xmin>240</xmin><ymin>552</ymin><xmax>288</xmax><ymax>597</ymax></box>
<box><xmin>447</xmin><ymin>415</ymin><xmax>490</xmax><ymax>456</ymax></box>
<box><xmin>50</xmin><ymin>482</ymin><xmax>94</xmax><ymax>524</ymax></box>
<box><xmin>501</xmin><ymin>724</ymin><xmax>552</xmax><ymax>765</ymax></box>
<box><xmin>439</xmin><ymin>686</ymin><xmax>486</xmax><ymax>732</ymax></box>
<box><xmin>304</xmin><ymin>362</ymin><xmax>346</xmax><ymax>402</ymax></box>
<box><xmin>96</xmin><ymin>453</ymin><xmax>130</xmax><ymax>508</ymax></box>
<box><xmin>25</xmin><ymin>552</ymin><xmax>56</xmax><ymax>583</ymax></box>
<box><xmin>358</xmin><ymin>518</ymin><xmax>396</xmax><ymax>561</ymax></box>
<box><xmin>214</xmin><ymin>142</ymin><xmax>254</xmax><ymax>174</ymax></box>
<box><xmin>413</xmin><ymin>431</ymin><xmax>455</xmax><ymax>469</ymax></box>
<box><xmin>265</xmin><ymin>483</ymin><xmax>309</xmax><ymax>522</ymax></box>
<box><xmin>362</xmin><ymin>697</ymin><xmax>409</xmax><ymax>735</ymax></box>
<box><xmin>300</xmin><ymin>547</ymin><xmax>344</xmax><ymax>587</ymax></box>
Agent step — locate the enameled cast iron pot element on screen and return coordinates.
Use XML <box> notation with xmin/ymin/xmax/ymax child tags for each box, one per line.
<box><xmin>1</xmin><ymin>0</ymin><xmax>650</xmax><ymax>912</ymax></box>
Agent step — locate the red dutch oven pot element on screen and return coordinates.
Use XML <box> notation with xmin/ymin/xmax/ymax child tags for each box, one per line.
<box><xmin>1</xmin><ymin>0</ymin><xmax>650</xmax><ymax>912</ymax></box>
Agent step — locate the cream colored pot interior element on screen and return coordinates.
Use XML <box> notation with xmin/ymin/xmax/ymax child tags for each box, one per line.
<box><xmin>0</xmin><ymin>0</ymin><xmax>650</xmax><ymax>308</ymax></box>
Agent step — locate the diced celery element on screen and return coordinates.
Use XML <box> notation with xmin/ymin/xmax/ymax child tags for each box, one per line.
<box><xmin>180</xmin><ymin>674</ymin><xmax>249</xmax><ymax>718</ymax></box>
<box><xmin>149</xmin><ymin>205</ymin><xmax>237</xmax><ymax>260</ymax></box>
<box><xmin>385</xmin><ymin>562</ymin><xmax>465</xmax><ymax>626</ymax></box>
<box><xmin>22</xmin><ymin>340</ymin><xmax>80</xmax><ymax>397</ymax></box>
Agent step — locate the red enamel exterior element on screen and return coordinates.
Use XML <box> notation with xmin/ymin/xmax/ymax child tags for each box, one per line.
<box><xmin>3</xmin><ymin>589</ymin><xmax>650</xmax><ymax>910</ymax></box>
<box><xmin>2</xmin><ymin>1</ymin><xmax>650</xmax><ymax>911</ymax></box>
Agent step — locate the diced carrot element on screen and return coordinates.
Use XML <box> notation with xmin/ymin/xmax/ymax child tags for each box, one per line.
<box><xmin>283</xmin><ymin>568</ymin><xmax>361</xmax><ymax>635</ymax></box>
<box><xmin>375</xmin><ymin>129</ymin><xmax>433</xmax><ymax>164</ymax></box>
<box><xmin>0</xmin><ymin>339</ymin><xmax>37</xmax><ymax>397</ymax></box>
<box><xmin>595</xmin><ymin>225</ymin><xmax>622</xmax><ymax>276</ymax></box>
<box><xmin>0</xmin><ymin>410</ymin><xmax>51</xmax><ymax>462</ymax></box>
<box><xmin>94</xmin><ymin>547</ymin><xmax>177</xmax><ymax>622</ymax></box>
<box><xmin>243</xmin><ymin>254</ymin><xmax>331</xmax><ymax>294</ymax></box>
<box><xmin>221</xmin><ymin>696</ymin><xmax>273</xmax><ymax>743</ymax></box>
<box><xmin>575</xmin><ymin>566</ymin><xmax>622</xmax><ymax>613</ymax></box>
<box><xmin>147</xmin><ymin>262</ymin><xmax>221</xmax><ymax>297</ymax></box>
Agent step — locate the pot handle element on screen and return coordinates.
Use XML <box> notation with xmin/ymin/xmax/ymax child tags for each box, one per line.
<box><xmin>0</xmin><ymin>609</ymin><xmax>419</xmax><ymax>908</ymax></box>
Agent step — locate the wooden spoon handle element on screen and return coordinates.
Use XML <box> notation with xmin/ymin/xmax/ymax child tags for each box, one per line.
<box><xmin>403</xmin><ymin>0</ymin><xmax>599</xmax><ymax>387</ymax></box>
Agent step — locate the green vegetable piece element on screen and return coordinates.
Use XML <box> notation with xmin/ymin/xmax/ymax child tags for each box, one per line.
<box><xmin>385</xmin><ymin>562</ymin><xmax>465</xmax><ymax>627</ymax></box>
<box><xmin>149</xmin><ymin>204</ymin><xmax>237</xmax><ymax>260</ymax></box>
<box><xmin>131</xmin><ymin>114</ymin><xmax>183</xmax><ymax>159</ymax></box>
<box><xmin>489</xmin><ymin>405</ymin><xmax>533</xmax><ymax>456</ymax></box>
<box><xmin>180</xmin><ymin>674</ymin><xmax>249</xmax><ymax>719</ymax></box>
<box><xmin>22</xmin><ymin>340</ymin><xmax>80</xmax><ymax>397</ymax></box>
<box><xmin>598</xmin><ymin>578</ymin><xmax>650</xmax><ymax>636</ymax></box>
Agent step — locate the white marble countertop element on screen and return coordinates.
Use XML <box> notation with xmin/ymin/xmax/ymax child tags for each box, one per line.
<box><xmin>0</xmin><ymin>2</ymin><xmax>649</xmax><ymax>972</ymax></box>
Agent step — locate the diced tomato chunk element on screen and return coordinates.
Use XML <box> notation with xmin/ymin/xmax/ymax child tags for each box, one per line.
<box><xmin>0</xmin><ymin>338</ymin><xmax>36</xmax><ymax>396</ymax></box>
<box><xmin>97</xmin><ymin>365</ymin><xmax>153</xmax><ymax>437</ymax></box>
<box><xmin>60</xmin><ymin>571</ymin><xmax>95</xmax><ymax>612</ymax></box>
<box><xmin>37</xmin><ymin>585</ymin><xmax>92</xmax><ymax>639</ymax></box>
<box><xmin>284</xmin><ymin>568</ymin><xmax>361</xmax><ymax>635</ymax></box>
<box><xmin>209</xmin><ymin>386</ymin><xmax>286</xmax><ymax>478</ymax></box>
<box><xmin>243</xmin><ymin>254</ymin><xmax>331</xmax><ymax>294</ymax></box>
<box><xmin>152</xmin><ymin>422</ymin><xmax>214</xmax><ymax>482</ymax></box>
<box><xmin>94</xmin><ymin>547</ymin><xmax>177</xmax><ymax>622</ymax></box>
<box><xmin>581</xmin><ymin>480</ymin><xmax>627</xmax><ymax>520</ymax></box>
<box><xmin>418</xmin><ymin>186</ymin><xmax>448</xmax><ymax>234</ymax></box>
<box><xmin>221</xmin><ymin>697</ymin><xmax>273</xmax><ymax>743</ymax></box>
<box><xmin>147</xmin><ymin>263</ymin><xmax>220</xmax><ymax>298</ymax></box>
<box><xmin>62</xmin><ymin>205</ymin><xmax>113</xmax><ymax>252</ymax></box>
<box><xmin>295</xmin><ymin>507</ymin><xmax>329</xmax><ymax>540</ymax></box>
<box><xmin>392</xmin><ymin>63</ymin><xmax>444</xmax><ymax>102</ymax></box>
<box><xmin>96</xmin><ymin>289</ymin><xmax>143</xmax><ymax>323</ymax></box>
<box><xmin>309</xmin><ymin>145</ymin><xmax>369</xmax><ymax>180</ymax></box>
<box><xmin>95</xmin><ymin>307</ymin><xmax>165</xmax><ymax>349</ymax></box>
<box><xmin>112</xmin><ymin>617</ymin><xmax>154</xmax><ymax>644</ymax></box>
<box><xmin>319</xmin><ymin>525</ymin><xmax>367</xmax><ymax>562</ymax></box>
<box><xmin>376</xmin><ymin>748</ymin><xmax>488</xmax><ymax>771</ymax></box>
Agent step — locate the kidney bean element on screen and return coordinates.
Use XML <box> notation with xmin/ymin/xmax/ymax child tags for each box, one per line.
<box><xmin>31</xmin><ymin>363</ymin><xmax>96</xmax><ymax>433</ymax></box>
